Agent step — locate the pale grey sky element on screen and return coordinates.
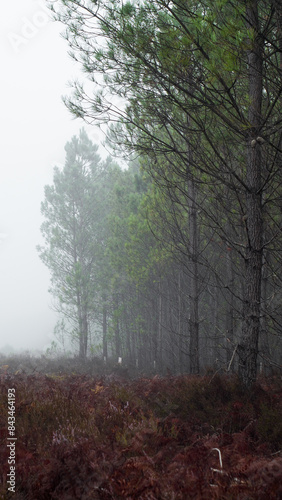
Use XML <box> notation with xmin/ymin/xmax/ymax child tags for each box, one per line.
<box><xmin>0</xmin><ymin>0</ymin><xmax>102</xmax><ymax>352</ymax></box>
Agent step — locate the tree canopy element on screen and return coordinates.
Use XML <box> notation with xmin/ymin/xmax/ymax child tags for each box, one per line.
<box><xmin>44</xmin><ymin>0</ymin><xmax>282</xmax><ymax>386</ymax></box>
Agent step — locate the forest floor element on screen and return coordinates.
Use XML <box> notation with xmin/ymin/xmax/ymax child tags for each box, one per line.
<box><xmin>0</xmin><ymin>362</ymin><xmax>281</xmax><ymax>499</ymax></box>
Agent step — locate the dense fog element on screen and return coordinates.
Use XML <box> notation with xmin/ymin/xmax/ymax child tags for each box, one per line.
<box><xmin>0</xmin><ymin>0</ymin><xmax>99</xmax><ymax>353</ymax></box>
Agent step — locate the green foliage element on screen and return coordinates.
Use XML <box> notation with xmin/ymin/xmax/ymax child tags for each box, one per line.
<box><xmin>47</xmin><ymin>0</ymin><xmax>282</xmax><ymax>385</ymax></box>
<box><xmin>38</xmin><ymin>129</ymin><xmax>120</xmax><ymax>359</ymax></box>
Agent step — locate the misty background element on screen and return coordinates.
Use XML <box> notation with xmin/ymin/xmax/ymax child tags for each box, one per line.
<box><xmin>0</xmin><ymin>0</ymin><xmax>102</xmax><ymax>353</ymax></box>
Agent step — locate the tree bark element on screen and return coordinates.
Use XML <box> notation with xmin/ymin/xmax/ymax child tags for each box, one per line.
<box><xmin>102</xmin><ymin>300</ymin><xmax>108</xmax><ymax>361</ymax></box>
<box><xmin>225</xmin><ymin>242</ymin><xmax>235</xmax><ymax>370</ymax></box>
<box><xmin>77</xmin><ymin>301</ymin><xmax>88</xmax><ymax>361</ymax></box>
<box><xmin>187</xmin><ymin>165</ymin><xmax>200</xmax><ymax>374</ymax></box>
<box><xmin>178</xmin><ymin>270</ymin><xmax>184</xmax><ymax>374</ymax></box>
<box><xmin>238</xmin><ymin>0</ymin><xmax>263</xmax><ymax>388</ymax></box>
<box><xmin>113</xmin><ymin>293</ymin><xmax>121</xmax><ymax>358</ymax></box>
<box><xmin>157</xmin><ymin>279</ymin><xmax>163</xmax><ymax>373</ymax></box>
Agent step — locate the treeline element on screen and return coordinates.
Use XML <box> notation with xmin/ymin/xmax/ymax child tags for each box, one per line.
<box><xmin>38</xmin><ymin>128</ymin><xmax>281</xmax><ymax>379</ymax></box>
<box><xmin>42</xmin><ymin>0</ymin><xmax>282</xmax><ymax>386</ymax></box>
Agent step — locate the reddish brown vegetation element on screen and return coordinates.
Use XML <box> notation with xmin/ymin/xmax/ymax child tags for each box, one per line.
<box><xmin>0</xmin><ymin>372</ymin><xmax>281</xmax><ymax>499</ymax></box>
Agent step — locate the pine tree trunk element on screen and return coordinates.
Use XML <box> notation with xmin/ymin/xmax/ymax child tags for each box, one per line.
<box><xmin>238</xmin><ymin>0</ymin><xmax>263</xmax><ymax>388</ymax></box>
<box><xmin>102</xmin><ymin>301</ymin><xmax>107</xmax><ymax>361</ymax></box>
<box><xmin>226</xmin><ymin>244</ymin><xmax>235</xmax><ymax>370</ymax></box>
<box><xmin>78</xmin><ymin>304</ymin><xmax>88</xmax><ymax>361</ymax></box>
<box><xmin>260</xmin><ymin>251</ymin><xmax>270</xmax><ymax>373</ymax></box>
<box><xmin>178</xmin><ymin>270</ymin><xmax>184</xmax><ymax>374</ymax></box>
<box><xmin>113</xmin><ymin>294</ymin><xmax>121</xmax><ymax>358</ymax></box>
<box><xmin>158</xmin><ymin>280</ymin><xmax>163</xmax><ymax>373</ymax></box>
<box><xmin>188</xmin><ymin>170</ymin><xmax>199</xmax><ymax>374</ymax></box>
